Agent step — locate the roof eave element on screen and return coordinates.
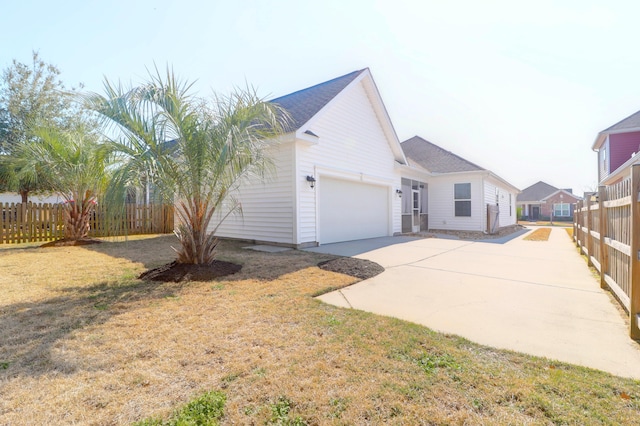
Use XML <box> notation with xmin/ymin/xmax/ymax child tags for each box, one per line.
<box><xmin>593</xmin><ymin>127</ymin><xmax>640</xmax><ymax>151</ymax></box>
<box><xmin>601</xmin><ymin>151</ymin><xmax>640</xmax><ymax>185</ymax></box>
<box><xmin>592</xmin><ymin>133</ymin><xmax>607</xmax><ymax>151</ymax></box>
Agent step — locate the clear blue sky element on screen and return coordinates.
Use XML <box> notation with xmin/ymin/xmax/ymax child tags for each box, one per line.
<box><xmin>3</xmin><ymin>0</ymin><xmax>640</xmax><ymax>195</ymax></box>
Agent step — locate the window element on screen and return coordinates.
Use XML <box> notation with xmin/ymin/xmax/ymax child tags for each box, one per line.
<box><xmin>553</xmin><ymin>203</ymin><xmax>570</xmax><ymax>217</ymax></box>
<box><xmin>454</xmin><ymin>183</ymin><xmax>471</xmax><ymax>217</ymax></box>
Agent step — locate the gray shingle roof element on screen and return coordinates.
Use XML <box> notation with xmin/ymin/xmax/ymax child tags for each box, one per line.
<box><xmin>401</xmin><ymin>136</ymin><xmax>484</xmax><ymax>173</ymax></box>
<box><xmin>270</xmin><ymin>69</ymin><xmax>366</xmax><ymax>132</ymax></box>
<box><xmin>516</xmin><ymin>181</ymin><xmax>558</xmax><ymax>202</ymax></box>
<box><xmin>602</xmin><ymin>109</ymin><xmax>640</xmax><ymax>133</ymax></box>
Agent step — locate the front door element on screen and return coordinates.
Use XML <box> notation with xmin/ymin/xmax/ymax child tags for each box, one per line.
<box><xmin>532</xmin><ymin>206</ymin><xmax>540</xmax><ymax>220</ymax></box>
<box><xmin>412</xmin><ymin>190</ymin><xmax>420</xmax><ymax>232</ymax></box>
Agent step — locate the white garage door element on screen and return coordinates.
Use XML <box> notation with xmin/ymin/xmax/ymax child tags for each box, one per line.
<box><xmin>318</xmin><ymin>177</ymin><xmax>389</xmax><ymax>244</ymax></box>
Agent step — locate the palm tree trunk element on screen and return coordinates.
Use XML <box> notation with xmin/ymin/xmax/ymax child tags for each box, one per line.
<box><xmin>174</xmin><ymin>199</ymin><xmax>218</xmax><ymax>265</ymax></box>
<box><xmin>63</xmin><ymin>198</ymin><xmax>95</xmax><ymax>240</ymax></box>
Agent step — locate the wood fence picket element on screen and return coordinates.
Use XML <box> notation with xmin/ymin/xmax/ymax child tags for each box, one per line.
<box><xmin>0</xmin><ymin>202</ymin><xmax>174</xmax><ymax>244</ymax></box>
<box><xmin>574</xmin><ymin>164</ymin><xmax>640</xmax><ymax>339</ymax></box>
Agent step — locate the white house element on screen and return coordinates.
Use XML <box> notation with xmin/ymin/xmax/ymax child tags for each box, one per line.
<box><xmin>401</xmin><ymin>136</ymin><xmax>520</xmax><ymax>233</ymax></box>
<box><xmin>212</xmin><ymin>69</ymin><xmax>519</xmax><ymax>247</ymax></box>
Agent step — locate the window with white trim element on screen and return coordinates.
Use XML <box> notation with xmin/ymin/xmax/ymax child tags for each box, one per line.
<box><xmin>454</xmin><ymin>183</ymin><xmax>471</xmax><ymax>217</ymax></box>
<box><xmin>553</xmin><ymin>203</ymin><xmax>570</xmax><ymax>217</ymax></box>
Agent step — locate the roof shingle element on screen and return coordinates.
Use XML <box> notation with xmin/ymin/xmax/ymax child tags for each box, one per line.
<box><xmin>401</xmin><ymin>136</ymin><xmax>484</xmax><ymax>173</ymax></box>
<box><xmin>602</xmin><ymin>109</ymin><xmax>640</xmax><ymax>133</ymax></box>
<box><xmin>516</xmin><ymin>181</ymin><xmax>558</xmax><ymax>202</ymax></box>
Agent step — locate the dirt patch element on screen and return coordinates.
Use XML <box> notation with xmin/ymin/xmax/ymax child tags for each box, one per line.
<box><xmin>317</xmin><ymin>257</ymin><xmax>384</xmax><ymax>280</ymax></box>
<box><xmin>523</xmin><ymin>228</ymin><xmax>551</xmax><ymax>241</ymax></box>
<box><xmin>40</xmin><ymin>238</ymin><xmax>103</xmax><ymax>247</ymax></box>
<box><xmin>139</xmin><ymin>260</ymin><xmax>242</xmax><ymax>282</ymax></box>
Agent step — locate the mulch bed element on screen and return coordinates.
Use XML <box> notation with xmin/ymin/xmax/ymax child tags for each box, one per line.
<box><xmin>139</xmin><ymin>260</ymin><xmax>242</xmax><ymax>282</ymax></box>
<box><xmin>317</xmin><ymin>257</ymin><xmax>385</xmax><ymax>280</ymax></box>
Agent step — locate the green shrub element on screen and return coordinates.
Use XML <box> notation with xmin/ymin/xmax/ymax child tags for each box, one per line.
<box><xmin>268</xmin><ymin>396</ymin><xmax>308</xmax><ymax>425</ymax></box>
<box><xmin>134</xmin><ymin>391</ymin><xmax>226</xmax><ymax>426</ymax></box>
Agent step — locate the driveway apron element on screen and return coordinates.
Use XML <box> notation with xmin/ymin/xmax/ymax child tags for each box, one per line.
<box><xmin>313</xmin><ymin>229</ymin><xmax>640</xmax><ymax>379</ymax></box>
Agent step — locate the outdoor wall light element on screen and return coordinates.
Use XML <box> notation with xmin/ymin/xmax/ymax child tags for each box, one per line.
<box><xmin>396</xmin><ymin>189</ymin><xmax>403</xmax><ymax>197</ymax></box>
<box><xmin>306</xmin><ymin>175</ymin><xmax>316</xmax><ymax>189</ymax></box>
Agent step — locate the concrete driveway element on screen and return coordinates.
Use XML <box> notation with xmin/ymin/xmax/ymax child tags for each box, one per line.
<box><xmin>308</xmin><ymin>228</ymin><xmax>640</xmax><ymax>379</ymax></box>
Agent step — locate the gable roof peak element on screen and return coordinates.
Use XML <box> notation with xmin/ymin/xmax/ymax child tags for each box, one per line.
<box><xmin>517</xmin><ymin>181</ymin><xmax>560</xmax><ymax>202</ymax></box>
<box><xmin>269</xmin><ymin>69</ymin><xmax>367</xmax><ymax>131</ymax></box>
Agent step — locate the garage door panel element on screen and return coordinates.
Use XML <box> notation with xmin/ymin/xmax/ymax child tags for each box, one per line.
<box><xmin>318</xmin><ymin>177</ymin><xmax>389</xmax><ymax>244</ymax></box>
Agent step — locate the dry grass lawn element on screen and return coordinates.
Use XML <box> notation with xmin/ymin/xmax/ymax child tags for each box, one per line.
<box><xmin>523</xmin><ymin>228</ymin><xmax>552</xmax><ymax>241</ymax></box>
<box><xmin>566</xmin><ymin>227</ymin><xmax>574</xmax><ymax>239</ymax></box>
<box><xmin>1</xmin><ymin>235</ymin><xmax>640</xmax><ymax>425</ymax></box>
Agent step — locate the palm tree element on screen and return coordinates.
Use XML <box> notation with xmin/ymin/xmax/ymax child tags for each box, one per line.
<box><xmin>6</xmin><ymin>126</ymin><xmax>109</xmax><ymax>241</ymax></box>
<box><xmin>83</xmin><ymin>69</ymin><xmax>288</xmax><ymax>265</ymax></box>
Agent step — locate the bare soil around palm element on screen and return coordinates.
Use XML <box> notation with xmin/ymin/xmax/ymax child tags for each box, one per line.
<box><xmin>138</xmin><ymin>251</ymin><xmax>384</xmax><ymax>283</ymax></box>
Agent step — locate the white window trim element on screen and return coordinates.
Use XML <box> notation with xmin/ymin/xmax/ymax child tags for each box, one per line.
<box><xmin>454</xmin><ymin>183</ymin><xmax>472</xmax><ymax>217</ymax></box>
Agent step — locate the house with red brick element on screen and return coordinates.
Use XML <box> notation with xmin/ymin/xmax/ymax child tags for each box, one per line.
<box><xmin>516</xmin><ymin>181</ymin><xmax>581</xmax><ymax>221</ymax></box>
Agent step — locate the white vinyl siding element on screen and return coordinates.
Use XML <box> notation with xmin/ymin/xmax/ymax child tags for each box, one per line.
<box><xmin>296</xmin><ymin>79</ymin><xmax>401</xmax><ymax>244</ymax></box>
<box><xmin>428</xmin><ymin>175</ymin><xmax>484</xmax><ymax>231</ymax></box>
<box><xmin>484</xmin><ymin>177</ymin><xmax>518</xmax><ymax>228</ymax></box>
<box><xmin>211</xmin><ymin>141</ymin><xmax>296</xmax><ymax>244</ymax></box>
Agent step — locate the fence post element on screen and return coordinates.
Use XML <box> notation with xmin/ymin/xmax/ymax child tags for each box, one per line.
<box><xmin>630</xmin><ymin>164</ymin><xmax>640</xmax><ymax>339</ymax></box>
<box><xmin>598</xmin><ymin>186</ymin><xmax>608</xmax><ymax>289</ymax></box>
<box><xmin>573</xmin><ymin>201</ymin><xmax>578</xmax><ymax>246</ymax></box>
<box><xmin>586</xmin><ymin>197</ymin><xmax>593</xmax><ymax>267</ymax></box>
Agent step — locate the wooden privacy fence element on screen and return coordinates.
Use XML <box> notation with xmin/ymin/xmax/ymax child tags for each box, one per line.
<box><xmin>1</xmin><ymin>202</ymin><xmax>174</xmax><ymax>244</ymax></box>
<box><xmin>574</xmin><ymin>163</ymin><xmax>640</xmax><ymax>339</ymax></box>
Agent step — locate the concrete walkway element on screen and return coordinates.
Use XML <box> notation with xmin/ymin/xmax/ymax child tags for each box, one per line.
<box><xmin>309</xmin><ymin>228</ymin><xmax>640</xmax><ymax>379</ymax></box>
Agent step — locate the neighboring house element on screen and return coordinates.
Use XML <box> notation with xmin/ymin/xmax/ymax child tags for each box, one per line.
<box><xmin>516</xmin><ymin>181</ymin><xmax>581</xmax><ymax>221</ymax></box>
<box><xmin>213</xmin><ymin>69</ymin><xmax>520</xmax><ymax>247</ymax></box>
<box><xmin>0</xmin><ymin>192</ymin><xmax>63</xmax><ymax>204</ymax></box>
<box><xmin>593</xmin><ymin>109</ymin><xmax>640</xmax><ymax>185</ymax></box>
<box><xmin>401</xmin><ymin>136</ymin><xmax>519</xmax><ymax>233</ymax></box>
